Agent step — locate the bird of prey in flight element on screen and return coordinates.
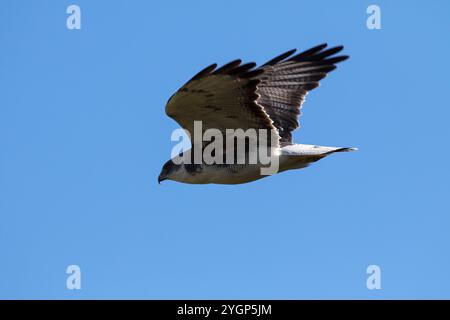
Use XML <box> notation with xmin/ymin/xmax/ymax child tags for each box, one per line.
<box><xmin>158</xmin><ymin>44</ymin><xmax>356</xmax><ymax>184</ymax></box>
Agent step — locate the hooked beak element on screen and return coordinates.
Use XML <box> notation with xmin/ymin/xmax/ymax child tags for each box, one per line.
<box><xmin>158</xmin><ymin>175</ymin><xmax>166</xmax><ymax>184</ymax></box>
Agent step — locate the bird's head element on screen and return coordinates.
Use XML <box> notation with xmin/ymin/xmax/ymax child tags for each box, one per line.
<box><xmin>158</xmin><ymin>159</ymin><xmax>182</xmax><ymax>184</ymax></box>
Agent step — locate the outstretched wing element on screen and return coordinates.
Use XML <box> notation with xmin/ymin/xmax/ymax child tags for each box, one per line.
<box><xmin>257</xmin><ymin>44</ymin><xmax>349</xmax><ymax>145</ymax></box>
<box><xmin>166</xmin><ymin>62</ymin><xmax>280</xmax><ymax>149</ymax></box>
<box><xmin>165</xmin><ymin>44</ymin><xmax>348</xmax><ymax>150</ymax></box>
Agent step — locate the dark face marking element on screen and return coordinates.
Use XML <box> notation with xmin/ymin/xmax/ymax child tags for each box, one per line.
<box><xmin>184</xmin><ymin>163</ymin><xmax>203</xmax><ymax>175</ymax></box>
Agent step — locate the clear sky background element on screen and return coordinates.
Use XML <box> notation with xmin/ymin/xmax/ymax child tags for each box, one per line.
<box><xmin>1</xmin><ymin>0</ymin><xmax>450</xmax><ymax>299</ymax></box>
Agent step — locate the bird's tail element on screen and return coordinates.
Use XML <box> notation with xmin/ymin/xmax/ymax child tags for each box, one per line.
<box><xmin>324</xmin><ymin>147</ymin><xmax>358</xmax><ymax>154</ymax></box>
<box><xmin>279</xmin><ymin>144</ymin><xmax>357</xmax><ymax>171</ymax></box>
<box><xmin>280</xmin><ymin>144</ymin><xmax>358</xmax><ymax>156</ymax></box>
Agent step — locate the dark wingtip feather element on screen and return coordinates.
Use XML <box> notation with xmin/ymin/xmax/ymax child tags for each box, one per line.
<box><xmin>321</xmin><ymin>55</ymin><xmax>349</xmax><ymax>65</ymax></box>
<box><xmin>227</xmin><ymin>62</ymin><xmax>257</xmax><ymax>75</ymax></box>
<box><xmin>261</xmin><ymin>49</ymin><xmax>297</xmax><ymax>67</ymax></box>
<box><xmin>289</xmin><ymin>43</ymin><xmax>328</xmax><ymax>61</ymax></box>
<box><xmin>213</xmin><ymin>59</ymin><xmax>242</xmax><ymax>74</ymax></box>
<box><xmin>321</xmin><ymin>65</ymin><xmax>337</xmax><ymax>72</ymax></box>
<box><xmin>190</xmin><ymin>63</ymin><xmax>217</xmax><ymax>81</ymax></box>
<box><xmin>308</xmin><ymin>46</ymin><xmax>344</xmax><ymax>61</ymax></box>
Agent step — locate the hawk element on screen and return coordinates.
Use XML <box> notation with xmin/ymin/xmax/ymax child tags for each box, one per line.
<box><xmin>158</xmin><ymin>44</ymin><xmax>356</xmax><ymax>184</ymax></box>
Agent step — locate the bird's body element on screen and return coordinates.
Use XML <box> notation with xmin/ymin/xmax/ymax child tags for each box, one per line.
<box><xmin>166</xmin><ymin>144</ymin><xmax>356</xmax><ymax>184</ymax></box>
<box><xmin>158</xmin><ymin>44</ymin><xmax>356</xmax><ymax>185</ymax></box>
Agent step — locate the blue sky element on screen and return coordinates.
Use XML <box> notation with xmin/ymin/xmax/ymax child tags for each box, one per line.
<box><xmin>1</xmin><ymin>0</ymin><xmax>450</xmax><ymax>299</ymax></box>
